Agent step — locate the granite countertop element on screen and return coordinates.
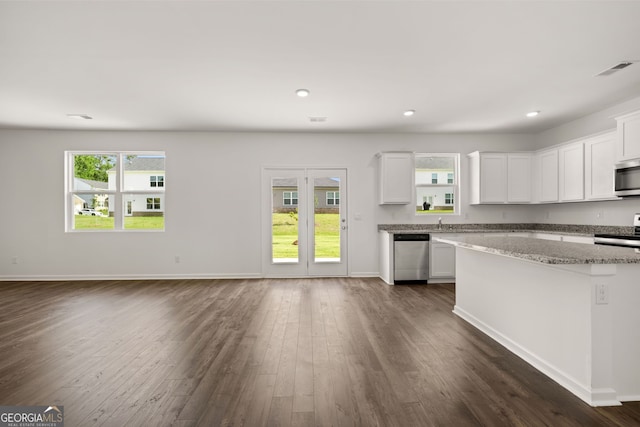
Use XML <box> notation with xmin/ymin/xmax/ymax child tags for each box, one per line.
<box><xmin>378</xmin><ymin>223</ymin><xmax>634</xmax><ymax>236</ymax></box>
<box><xmin>433</xmin><ymin>235</ymin><xmax>640</xmax><ymax>265</ymax></box>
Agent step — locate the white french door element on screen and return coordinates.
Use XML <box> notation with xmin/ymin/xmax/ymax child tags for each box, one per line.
<box><xmin>262</xmin><ymin>168</ymin><xmax>347</xmax><ymax>277</ymax></box>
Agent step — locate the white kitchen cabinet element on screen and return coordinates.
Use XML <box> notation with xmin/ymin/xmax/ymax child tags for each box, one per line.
<box><xmin>429</xmin><ymin>239</ymin><xmax>456</xmax><ymax>279</ymax></box>
<box><xmin>559</xmin><ymin>142</ymin><xmax>584</xmax><ymax>201</ymax></box>
<box><xmin>468</xmin><ymin>152</ymin><xmax>531</xmax><ymax>204</ymax></box>
<box><xmin>507</xmin><ymin>153</ymin><xmax>532</xmax><ymax>203</ymax></box>
<box><xmin>378</xmin><ymin>152</ymin><xmax>412</xmax><ymax>205</ymax></box>
<box><xmin>615</xmin><ymin>110</ymin><xmax>640</xmax><ymax>161</ymax></box>
<box><xmin>535</xmin><ymin>148</ymin><xmax>559</xmax><ymax>203</ymax></box>
<box><xmin>469</xmin><ymin>152</ymin><xmax>507</xmax><ymax>204</ymax></box>
<box><xmin>584</xmin><ymin>130</ymin><xmax>619</xmax><ymax>201</ymax></box>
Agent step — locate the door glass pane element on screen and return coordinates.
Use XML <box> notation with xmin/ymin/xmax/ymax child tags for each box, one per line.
<box><xmin>272</xmin><ymin>177</ymin><xmax>299</xmax><ymax>263</ymax></box>
<box><xmin>314</xmin><ymin>176</ymin><xmax>341</xmax><ymax>263</ymax></box>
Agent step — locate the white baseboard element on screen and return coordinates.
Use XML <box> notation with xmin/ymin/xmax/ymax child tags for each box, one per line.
<box><xmin>350</xmin><ymin>272</ymin><xmax>379</xmax><ymax>278</ymax></box>
<box><xmin>619</xmin><ymin>394</ymin><xmax>640</xmax><ymax>402</ymax></box>
<box><xmin>0</xmin><ymin>273</ymin><xmax>264</xmax><ymax>282</ymax></box>
<box><xmin>453</xmin><ymin>305</ymin><xmax>622</xmax><ymax>407</ymax></box>
<box><xmin>0</xmin><ymin>272</ymin><xmax>381</xmax><ymax>282</ymax></box>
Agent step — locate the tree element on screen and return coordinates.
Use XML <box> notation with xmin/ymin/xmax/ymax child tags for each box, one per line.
<box><xmin>74</xmin><ymin>155</ymin><xmax>114</xmax><ymax>182</ymax></box>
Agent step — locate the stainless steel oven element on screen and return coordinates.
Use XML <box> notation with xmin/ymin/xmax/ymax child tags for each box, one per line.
<box><xmin>615</xmin><ymin>159</ymin><xmax>640</xmax><ymax>197</ymax></box>
<box><xmin>594</xmin><ymin>213</ymin><xmax>640</xmax><ymax>253</ymax></box>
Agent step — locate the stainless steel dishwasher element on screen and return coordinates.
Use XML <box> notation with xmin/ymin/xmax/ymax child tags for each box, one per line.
<box><xmin>393</xmin><ymin>233</ymin><xmax>430</xmax><ymax>284</ymax></box>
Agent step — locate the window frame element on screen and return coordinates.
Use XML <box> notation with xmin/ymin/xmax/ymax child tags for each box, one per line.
<box><xmin>150</xmin><ymin>175</ymin><xmax>164</xmax><ymax>188</ymax></box>
<box><xmin>146</xmin><ymin>197</ymin><xmax>161</xmax><ymax>210</ymax></box>
<box><xmin>415</xmin><ymin>153</ymin><xmax>461</xmax><ymax>216</ymax></box>
<box><xmin>65</xmin><ymin>151</ymin><xmax>166</xmax><ymax>232</ymax></box>
<box><xmin>326</xmin><ymin>191</ymin><xmax>340</xmax><ymax>206</ymax></box>
<box><xmin>283</xmin><ymin>191</ymin><xmax>298</xmax><ymax>206</ymax></box>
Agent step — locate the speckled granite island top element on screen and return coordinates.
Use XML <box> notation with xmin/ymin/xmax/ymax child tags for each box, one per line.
<box><xmin>434</xmin><ymin>235</ymin><xmax>640</xmax><ymax>265</ymax></box>
<box><xmin>378</xmin><ymin>223</ymin><xmax>634</xmax><ymax>236</ymax></box>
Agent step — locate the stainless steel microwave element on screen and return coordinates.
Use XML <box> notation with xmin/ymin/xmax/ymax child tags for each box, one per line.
<box><xmin>615</xmin><ymin>159</ymin><xmax>640</xmax><ymax>196</ymax></box>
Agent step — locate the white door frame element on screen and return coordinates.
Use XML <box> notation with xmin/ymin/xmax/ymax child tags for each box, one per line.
<box><xmin>262</xmin><ymin>167</ymin><xmax>348</xmax><ymax>277</ymax></box>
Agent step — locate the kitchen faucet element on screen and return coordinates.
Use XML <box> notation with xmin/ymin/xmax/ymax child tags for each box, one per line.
<box><xmin>438</xmin><ymin>217</ymin><xmax>442</xmax><ymax>230</ymax></box>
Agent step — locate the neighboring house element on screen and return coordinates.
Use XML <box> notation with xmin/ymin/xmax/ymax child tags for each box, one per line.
<box><xmin>416</xmin><ymin>158</ymin><xmax>455</xmax><ymax>210</ymax></box>
<box><xmin>272</xmin><ymin>177</ymin><xmax>340</xmax><ymax>213</ymax></box>
<box><xmin>107</xmin><ymin>156</ymin><xmax>165</xmax><ymax>217</ymax></box>
<box><xmin>73</xmin><ymin>177</ymin><xmax>109</xmax><ymax>213</ymax></box>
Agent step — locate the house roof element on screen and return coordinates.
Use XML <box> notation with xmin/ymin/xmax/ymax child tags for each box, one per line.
<box><xmin>108</xmin><ymin>156</ymin><xmax>165</xmax><ymax>172</ymax></box>
<box><xmin>272</xmin><ymin>177</ymin><xmax>339</xmax><ymax>188</ymax></box>
<box><xmin>74</xmin><ymin>177</ymin><xmax>109</xmax><ymax>190</ymax></box>
<box><xmin>415</xmin><ymin>156</ymin><xmax>455</xmax><ymax>171</ymax></box>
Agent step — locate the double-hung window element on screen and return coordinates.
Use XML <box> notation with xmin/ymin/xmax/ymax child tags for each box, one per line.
<box><xmin>415</xmin><ymin>153</ymin><xmax>460</xmax><ymax>215</ymax></box>
<box><xmin>283</xmin><ymin>191</ymin><xmax>298</xmax><ymax>206</ymax></box>
<box><xmin>66</xmin><ymin>151</ymin><xmax>166</xmax><ymax>231</ymax></box>
<box><xmin>326</xmin><ymin>191</ymin><xmax>339</xmax><ymax>205</ymax></box>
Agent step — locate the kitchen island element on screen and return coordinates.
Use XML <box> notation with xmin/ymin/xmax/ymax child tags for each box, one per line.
<box><xmin>434</xmin><ymin>235</ymin><xmax>640</xmax><ymax>407</ymax></box>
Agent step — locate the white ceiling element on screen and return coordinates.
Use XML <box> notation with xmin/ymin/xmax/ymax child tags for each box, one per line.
<box><xmin>2</xmin><ymin>0</ymin><xmax>640</xmax><ymax>134</ymax></box>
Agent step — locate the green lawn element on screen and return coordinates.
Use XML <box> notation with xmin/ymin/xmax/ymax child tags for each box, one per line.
<box><xmin>74</xmin><ymin>213</ymin><xmax>335</xmax><ymax>257</ymax></box>
<box><xmin>74</xmin><ymin>215</ymin><xmax>164</xmax><ymax>230</ymax></box>
<box><xmin>272</xmin><ymin>213</ymin><xmax>340</xmax><ymax>259</ymax></box>
<box><xmin>416</xmin><ymin>208</ymin><xmax>455</xmax><ymax>214</ymax></box>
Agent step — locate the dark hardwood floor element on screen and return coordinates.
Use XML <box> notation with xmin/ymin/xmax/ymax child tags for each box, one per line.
<box><xmin>0</xmin><ymin>278</ymin><xmax>639</xmax><ymax>426</ymax></box>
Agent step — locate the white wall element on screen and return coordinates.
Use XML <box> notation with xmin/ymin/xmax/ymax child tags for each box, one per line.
<box><xmin>0</xmin><ymin>129</ymin><xmax>534</xmax><ymax>280</ymax></box>
<box><xmin>531</xmin><ymin>94</ymin><xmax>640</xmax><ymax>226</ymax></box>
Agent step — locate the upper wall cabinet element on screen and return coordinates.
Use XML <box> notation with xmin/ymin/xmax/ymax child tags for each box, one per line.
<box><xmin>584</xmin><ymin>131</ymin><xmax>619</xmax><ymax>201</ymax></box>
<box><xmin>616</xmin><ymin>110</ymin><xmax>640</xmax><ymax>161</ymax></box>
<box><xmin>468</xmin><ymin>152</ymin><xmax>531</xmax><ymax>204</ymax></box>
<box><xmin>507</xmin><ymin>153</ymin><xmax>532</xmax><ymax>203</ymax></box>
<box><xmin>378</xmin><ymin>152</ymin><xmax>413</xmax><ymax>205</ymax></box>
<box><xmin>534</xmin><ymin>149</ymin><xmax>559</xmax><ymax>203</ymax></box>
<box><xmin>558</xmin><ymin>142</ymin><xmax>584</xmax><ymax>202</ymax></box>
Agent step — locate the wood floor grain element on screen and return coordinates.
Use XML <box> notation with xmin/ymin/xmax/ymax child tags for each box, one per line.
<box><xmin>0</xmin><ymin>278</ymin><xmax>638</xmax><ymax>426</ymax></box>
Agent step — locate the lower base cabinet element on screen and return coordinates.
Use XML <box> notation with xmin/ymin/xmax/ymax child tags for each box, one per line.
<box><xmin>429</xmin><ymin>240</ymin><xmax>456</xmax><ymax>279</ymax></box>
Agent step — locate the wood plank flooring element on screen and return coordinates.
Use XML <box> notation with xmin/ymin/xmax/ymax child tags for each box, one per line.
<box><xmin>0</xmin><ymin>278</ymin><xmax>639</xmax><ymax>426</ymax></box>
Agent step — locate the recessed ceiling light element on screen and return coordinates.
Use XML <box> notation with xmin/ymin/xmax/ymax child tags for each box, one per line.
<box><xmin>526</xmin><ymin>111</ymin><xmax>540</xmax><ymax>118</ymax></box>
<box><xmin>296</xmin><ymin>89</ymin><xmax>310</xmax><ymax>97</ymax></box>
<box><xmin>67</xmin><ymin>114</ymin><xmax>93</xmax><ymax>120</ymax></box>
<box><xmin>403</xmin><ymin>110</ymin><xmax>415</xmax><ymax>117</ymax></box>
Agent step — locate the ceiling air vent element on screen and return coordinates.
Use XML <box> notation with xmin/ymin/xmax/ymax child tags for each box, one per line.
<box><xmin>595</xmin><ymin>61</ymin><xmax>635</xmax><ymax>77</ymax></box>
<box><xmin>309</xmin><ymin>116</ymin><xmax>327</xmax><ymax>123</ymax></box>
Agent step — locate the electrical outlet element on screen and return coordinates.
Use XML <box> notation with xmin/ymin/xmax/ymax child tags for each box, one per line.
<box><xmin>175</xmin><ymin>256</ymin><xmax>181</xmax><ymax>264</ymax></box>
<box><xmin>596</xmin><ymin>283</ymin><xmax>609</xmax><ymax>305</ymax></box>
<box><xmin>596</xmin><ymin>211</ymin><xmax>604</xmax><ymax>220</ymax></box>
<box><xmin>11</xmin><ymin>256</ymin><xmax>18</xmax><ymax>265</ymax></box>
<box><xmin>501</xmin><ymin>211</ymin><xmax>507</xmax><ymax>219</ymax></box>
